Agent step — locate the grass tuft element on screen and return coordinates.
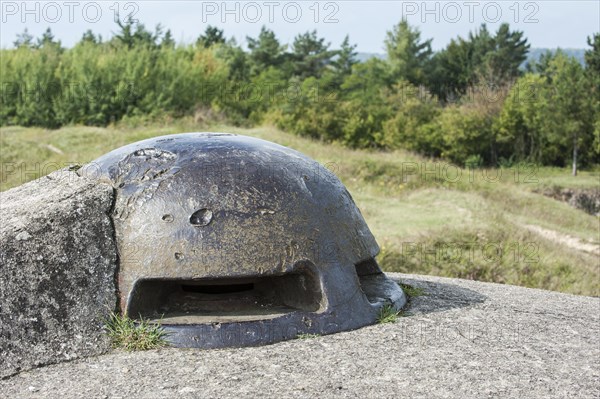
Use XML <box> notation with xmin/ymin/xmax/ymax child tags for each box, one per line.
<box><xmin>399</xmin><ymin>283</ymin><xmax>426</xmax><ymax>298</ymax></box>
<box><xmin>296</xmin><ymin>333</ymin><xmax>321</xmax><ymax>339</ymax></box>
<box><xmin>104</xmin><ymin>312</ymin><xmax>169</xmax><ymax>351</ymax></box>
<box><xmin>377</xmin><ymin>304</ymin><xmax>401</xmax><ymax>324</ymax></box>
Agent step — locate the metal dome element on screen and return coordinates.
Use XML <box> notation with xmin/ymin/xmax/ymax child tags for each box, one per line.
<box><xmin>81</xmin><ymin>133</ymin><xmax>406</xmax><ymax>348</ymax></box>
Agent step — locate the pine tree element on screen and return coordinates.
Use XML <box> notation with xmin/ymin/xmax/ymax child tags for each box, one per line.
<box><xmin>114</xmin><ymin>16</ymin><xmax>135</xmax><ymax>48</ymax></box>
<box><xmin>384</xmin><ymin>19</ymin><xmax>432</xmax><ymax>86</ymax></box>
<box><xmin>525</xmin><ymin>50</ymin><xmax>554</xmax><ymax>74</ymax></box>
<box><xmin>14</xmin><ymin>28</ymin><xmax>34</xmax><ymax>48</ymax></box>
<box><xmin>584</xmin><ymin>34</ymin><xmax>600</xmax><ymax>85</ymax></box>
<box><xmin>543</xmin><ymin>53</ymin><xmax>594</xmax><ymax>175</ymax></box>
<box><xmin>196</xmin><ymin>26</ymin><xmax>225</xmax><ymax>48</ymax></box>
<box><xmin>246</xmin><ymin>26</ymin><xmax>286</xmax><ymax>75</ymax></box>
<box><xmin>36</xmin><ymin>28</ymin><xmax>61</xmax><ymax>48</ymax></box>
<box><xmin>161</xmin><ymin>29</ymin><xmax>175</xmax><ymax>48</ymax></box>
<box><xmin>113</xmin><ymin>16</ymin><xmax>161</xmax><ymax>49</ymax></box>
<box><xmin>428</xmin><ymin>24</ymin><xmax>528</xmax><ymax>101</ymax></box>
<box><xmin>584</xmin><ymin>34</ymin><xmax>600</xmax><ymax>162</ymax></box>
<box><xmin>332</xmin><ymin>35</ymin><xmax>358</xmax><ymax>76</ymax></box>
<box><xmin>291</xmin><ymin>30</ymin><xmax>335</xmax><ymax>79</ymax></box>
<box><xmin>80</xmin><ymin>29</ymin><xmax>99</xmax><ymax>44</ymax></box>
<box><xmin>480</xmin><ymin>23</ymin><xmax>529</xmax><ymax>84</ymax></box>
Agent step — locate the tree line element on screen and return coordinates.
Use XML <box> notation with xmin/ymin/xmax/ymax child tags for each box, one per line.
<box><xmin>2</xmin><ymin>19</ymin><xmax>598</xmax><ymax>173</ymax></box>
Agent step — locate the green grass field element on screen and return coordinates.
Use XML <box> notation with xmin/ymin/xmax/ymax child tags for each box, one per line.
<box><xmin>2</xmin><ymin>120</ymin><xmax>598</xmax><ymax>296</ymax></box>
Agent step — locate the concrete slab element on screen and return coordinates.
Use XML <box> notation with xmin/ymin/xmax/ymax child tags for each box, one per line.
<box><xmin>2</xmin><ymin>273</ymin><xmax>598</xmax><ymax>398</ymax></box>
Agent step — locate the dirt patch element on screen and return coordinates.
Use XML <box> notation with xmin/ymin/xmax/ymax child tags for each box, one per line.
<box><xmin>537</xmin><ymin>187</ymin><xmax>600</xmax><ymax>216</ymax></box>
<box><xmin>522</xmin><ymin>224</ymin><xmax>600</xmax><ymax>255</ymax></box>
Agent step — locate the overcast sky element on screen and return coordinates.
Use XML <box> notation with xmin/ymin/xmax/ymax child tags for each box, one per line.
<box><xmin>1</xmin><ymin>1</ymin><xmax>598</xmax><ymax>51</ymax></box>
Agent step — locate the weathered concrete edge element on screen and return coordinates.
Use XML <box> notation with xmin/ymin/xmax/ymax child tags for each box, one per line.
<box><xmin>0</xmin><ymin>168</ymin><xmax>119</xmax><ymax>378</ymax></box>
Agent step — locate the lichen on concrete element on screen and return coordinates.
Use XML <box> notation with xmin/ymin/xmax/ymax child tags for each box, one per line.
<box><xmin>0</xmin><ymin>169</ymin><xmax>118</xmax><ymax>378</ymax></box>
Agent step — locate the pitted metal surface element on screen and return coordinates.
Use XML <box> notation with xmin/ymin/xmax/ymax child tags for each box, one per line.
<box><xmin>81</xmin><ymin>133</ymin><xmax>406</xmax><ymax>347</ymax></box>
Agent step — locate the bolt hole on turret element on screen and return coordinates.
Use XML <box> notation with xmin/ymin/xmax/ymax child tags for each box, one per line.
<box><xmin>189</xmin><ymin>208</ymin><xmax>213</xmax><ymax>226</ymax></box>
